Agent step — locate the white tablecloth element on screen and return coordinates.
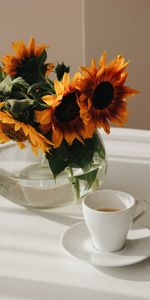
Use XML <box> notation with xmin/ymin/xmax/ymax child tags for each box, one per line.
<box><xmin>0</xmin><ymin>128</ymin><xmax>150</xmax><ymax>300</ymax></box>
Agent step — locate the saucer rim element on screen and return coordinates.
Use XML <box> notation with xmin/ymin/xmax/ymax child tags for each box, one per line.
<box><xmin>61</xmin><ymin>221</ymin><xmax>150</xmax><ymax>267</ymax></box>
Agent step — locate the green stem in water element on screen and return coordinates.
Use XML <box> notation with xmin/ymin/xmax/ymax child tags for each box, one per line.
<box><xmin>67</xmin><ymin>166</ymin><xmax>80</xmax><ymax>202</ymax></box>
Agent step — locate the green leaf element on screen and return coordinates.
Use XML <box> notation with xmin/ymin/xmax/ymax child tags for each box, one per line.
<box><xmin>37</xmin><ymin>50</ymin><xmax>47</xmax><ymax>66</ymax></box>
<box><xmin>73</xmin><ymin>139</ymin><xmax>94</xmax><ymax>168</ymax></box>
<box><xmin>11</xmin><ymin>77</ymin><xmax>29</xmax><ymax>90</ymax></box>
<box><xmin>0</xmin><ymin>76</ymin><xmax>30</xmax><ymax>100</ymax></box>
<box><xmin>58</xmin><ymin>140</ymin><xmax>84</xmax><ymax>163</ymax></box>
<box><xmin>93</xmin><ymin>132</ymin><xmax>106</xmax><ymax>159</ymax></box>
<box><xmin>47</xmin><ymin>78</ymin><xmax>55</xmax><ymax>93</ymax></box>
<box><xmin>46</xmin><ymin>138</ymin><xmax>94</xmax><ymax>177</ymax></box>
<box><xmin>0</xmin><ymin>71</ymin><xmax>6</xmax><ymax>83</ymax></box>
<box><xmin>46</xmin><ymin>150</ymin><xmax>68</xmax><ymax>178</ymax></box>
<box><xmin>0</xmin><ymin>76</ymin><xmax>12</xmax><ymax>96</ymax></box>
<box><xmin>7</xmin><ymin>98</ymin><xmax>34</xmax><ymax>114</ymax></box>
<box><xmin>74</xmin><ymin>168</ymin><xmax>99</xmax><ymax>189</ymax></box>
<box><xmin>33</xmin><ymin>100</ymin><xmax>49</xmax><ymax>110</ymax></box>
<box><xmin>10</xmin><ymin>77</ymin><xmax>30</xmax><ymax>99</ymax></box>
<box><xmin>66</xmin><ymin>138</ymin><xmax>95</xmax><ymax>169</ymax></box>
<box><xmin>28</xmin><ymin>81</ymin><xmax>55</xmax><ymax>99</ymax></box>
<box><xmin>46</xmin><ymin>133</ymin><xmax>106</xmax><ymax>178</ymax></box>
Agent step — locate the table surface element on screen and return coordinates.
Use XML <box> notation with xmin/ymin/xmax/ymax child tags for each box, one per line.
<box><xmin>0</xmin><ymin>128</ymin><xmax>150</xmax><ymax>300</ymax></box>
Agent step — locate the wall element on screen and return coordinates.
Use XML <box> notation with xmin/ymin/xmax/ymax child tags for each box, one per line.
<box><xmin>84</xmin><ymin>0</ymin><xmax>150</xmax><ymax>130</ymax></box>
<box><xmin>0</xmin><ymin>0</ymin><xmax>84</xmax><ymax>76</ymax></box>
<box><xmin>0</xmin><ymin>0</ymin><xmax>149</xmax><ymax>130</ymax></box>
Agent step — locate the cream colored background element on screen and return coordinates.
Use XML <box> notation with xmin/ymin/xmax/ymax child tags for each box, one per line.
<box><xmin>0</xmin><ymin>0</ymin><xmax>149</xmax><ymax>130</ymax></box>
<box><xmin>0</xmin><ymin>0</ymin><xmax>84</xmax><ymax>75</ymax></box>
<box><xmin>84</xmin><ymin>0</ymin><xmax>150</xmax><ymax>130</ymax></box>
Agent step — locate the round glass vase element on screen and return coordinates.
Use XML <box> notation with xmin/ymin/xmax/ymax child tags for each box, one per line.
<box><xmin>0</xmin><ymin>131</ymin><xmax>107</xmax><ymax>208</ymax></box>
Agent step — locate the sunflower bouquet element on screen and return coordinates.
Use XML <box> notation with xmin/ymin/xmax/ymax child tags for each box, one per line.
<box><xmin>0</xmin><ymin>38</ymin><xmax>138</xmax><ymax>201</ymax></box>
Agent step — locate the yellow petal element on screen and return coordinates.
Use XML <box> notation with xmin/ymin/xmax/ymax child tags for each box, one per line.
<box><xmin>64</xmin><ymin>130</ymin><xmax>75</xmax><ymax>145</ymax></box>
<box><xmin>12</xmin><ymin>41</ymin><xmax>28</xmax><ymax>58</ymax></box>
<box><xmin>21</xmin><ymin>124</ymin><xmax>29</xmax><ymax>136</ymax></box>
<box><xmin>31</xmin><ymin>144</ymin><xmax>39</xmax><ymax>156</ymax></box>
<box><xmin>2</xmin><ymin>118</ymin><xmax>15</xmax><ymax>124</ymax></box>
<box><xmin>80</xmin><ymin>66</ymin><xmax>95</xmax><ymax>81</ymax></box>
<box><xmin>52</xmin><ymin>123</ymin><xmax>63</xmax><ymax>148</ymax></box>
<box><xmin>54</xmin><ymin>80</ymin><xmax>64</xmax><ymax>95</ymax></box>
<box><xmin>91</xmin><ymin>58</ymin><xmax>97</xmax><ymax>69</ymax></box>
<box><xmin>98</xmin><ymin>51</ymin><xmax>106</xmax><ymax>67</ymax></box>
<box><xmin>101</xmin><ymin>117</ymin><xmax>110</xmax><ymax>134</ymax></box>
<box><xmin>28</xmin><ymin>127</ymin><xmax>37</xmax><ymax>145</ymax></box>
<box><xmin>28</xmin><ymin>37</ymin><xmax>35</xmax><ymax>55</ymax></box>
<box><xmin>116</xmin><ymin>86</ymin><xmax>139</xmax><ymax>99</ymax></box>
<box><xmin>42</xmin><ymin>95</ymin><xmax>57</xmax><ymax>106</ymax></box>
<box><xmin>72</xmin><ymin>72</ymin><xmax>81</xmax><ymax>81</ymax></box>
<box><xmin>46</xmin><ymin>63</ymin><xmax>54</xmax><ymax>75</ymax></box>
<box><xmin>0</xmin><ymin>102</ymin><xmax>4</xmax><ymax>109</ymax></box>
<box><xmin>35</xmin><ymin>109</ymin><xmax>53</xmax><ymax>125</ymax></box>
<box><xmin>62</xmin><ymin>72</ymin><xmax>70</xmax><ymax>88</ymax></box>
<box><xmin>15</xmin><ymin>122</ymin><xmax>22</xmax><ymax>131</ymax></box>
<box><xmin>0</xmin><ymin>131</ymin><xmax>10</xmax><ymax>143</ymax></box>
<box><xmin>96</xmin><ymin>65</ymin><xmax>105</xmax><ymax>80</ymax></box>
<box><xmin>35</xmin><ymin>44</ymin><xmax>47</xmax><ymax>57</ymax></box>
<box><xmin>17</xmin><ymin>142</ymin><xmax>26</xmax><ymax>149</ymax></box>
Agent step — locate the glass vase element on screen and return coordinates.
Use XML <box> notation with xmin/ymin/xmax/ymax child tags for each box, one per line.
<box><xmin>0</xmin><ymin>131</ymin><xmax>107</xmax><ymax>208</ymax></box>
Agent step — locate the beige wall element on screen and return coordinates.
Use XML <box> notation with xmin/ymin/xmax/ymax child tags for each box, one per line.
<box><xmin>0</xmin><ymin>0</ymin><xmax>84</xmax><ymax>76</ymax></box>
<box><xmin>84</xmin><ymin>0</ymin><xmax>150</xmax><ymax>130</ymax></box>
<box><xmin>0</xmin><ymin>0</ymin><xmax>149</xmax><ymax>130</ymax></box>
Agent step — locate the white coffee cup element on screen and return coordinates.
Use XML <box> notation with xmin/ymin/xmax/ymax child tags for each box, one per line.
<box><xmin>82</xmin><ymin>190</ymin><xmax>137</xmax><ymax>252</ymax></box>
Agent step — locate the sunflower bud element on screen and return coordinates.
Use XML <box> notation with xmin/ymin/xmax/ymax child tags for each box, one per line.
<box><xmin>55</xmin><ymin>62</ymin><xmax>70</xmax><ymax>81</ymax></box>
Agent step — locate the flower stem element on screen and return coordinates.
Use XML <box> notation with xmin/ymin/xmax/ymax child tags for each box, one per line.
<box><xmin>67</xmin><ymin>166</ymin><xmax>80</xmax><ymax>202</ymax></box>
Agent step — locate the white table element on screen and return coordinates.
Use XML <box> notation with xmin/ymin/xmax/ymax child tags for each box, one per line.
<box><xmin>0</xmin><ymin>128</ymin><xmax>150</xmax><ymax>300</ymax></box>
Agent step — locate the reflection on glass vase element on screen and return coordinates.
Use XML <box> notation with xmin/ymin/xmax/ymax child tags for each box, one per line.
<box><xmin>0</xmin><ymin>131</ymin><xmax>107</xmax><ymax>208</ymax></box>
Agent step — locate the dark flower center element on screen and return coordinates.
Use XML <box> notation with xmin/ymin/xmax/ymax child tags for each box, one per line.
<box><xmin>2</xmin><ymin>123</ymin><xmax>27</xmax><ymax>142</ymax></box>
<box><xmin>55</xmin><ymin>93</ymin><xmax>79</xmax><ymax>122</ymax></box>
<box><xmin>93</xmin><ymin>81</ymin><xmax>114</xmax><ymax>109</ymax></box>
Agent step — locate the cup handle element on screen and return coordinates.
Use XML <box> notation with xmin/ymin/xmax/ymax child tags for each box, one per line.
<box><xmin>134</xmin><ymin>199</ymin><xmax>148</xmax><ymax>222</ymax></box>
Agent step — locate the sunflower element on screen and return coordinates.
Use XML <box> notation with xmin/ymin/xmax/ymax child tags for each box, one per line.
<box><xmin>0</xmin><ymin>111</ymin><xmax>52</xmax><ymax>155</ymax></box>
<box><xmin>35</xmin><ymin>73</ymin><xmax>94</xmax><ymax>148</ymax></box>
<box><xmin>2</xmin><ymin>37</ymin><xmax>54</xmax><ymax>84</ymax></box>
<box><xmin>76</xmin><ymin>52</ymin><xmax>139</xmax><ymax>134</ymax></box>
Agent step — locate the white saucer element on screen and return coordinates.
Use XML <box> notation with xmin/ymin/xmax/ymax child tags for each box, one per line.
<box><xmin>61</xmin><ymin>221</ymin><xmax>150</xmax><ymax>267</ymax></box>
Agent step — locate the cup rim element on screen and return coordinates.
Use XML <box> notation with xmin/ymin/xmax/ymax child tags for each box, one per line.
<box><xmin>82</xmin><ymin>189</ymin><xmax>136</xmax><ymax>214</ymax></box>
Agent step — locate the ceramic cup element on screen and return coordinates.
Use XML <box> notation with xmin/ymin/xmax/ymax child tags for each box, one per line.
<box><xmin>82</xmin><ymin>190</ymin><xmax>137</xmax><ymax>252</ymax></box>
